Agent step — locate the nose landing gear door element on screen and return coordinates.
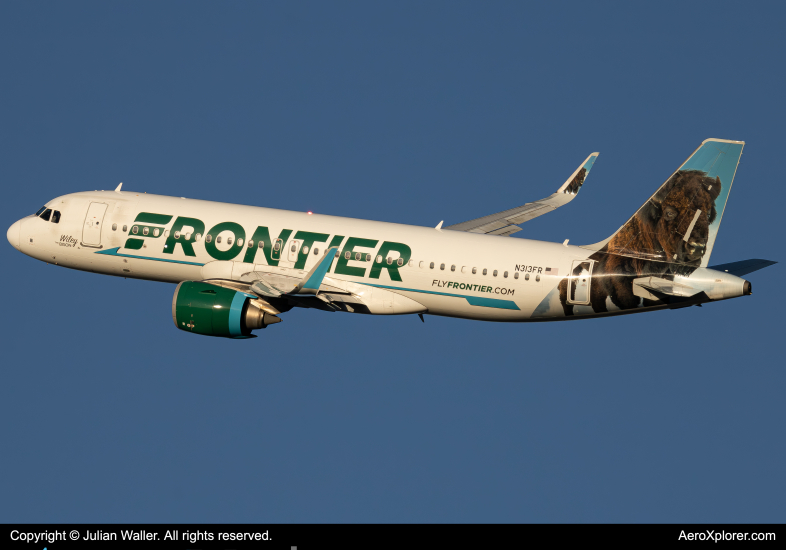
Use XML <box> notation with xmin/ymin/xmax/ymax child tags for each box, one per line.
<box><xmin>82</xmin><ymin>202</ymin><xmax>108</xmax><ymax>248</ymax></box>
<box><xmin>567</xmin><ymin>260</ymin><xmax>593</xmax><ymax>305</ymax></box>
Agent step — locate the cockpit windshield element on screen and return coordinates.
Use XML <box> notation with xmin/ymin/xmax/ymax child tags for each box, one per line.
<box><xmin>40</xmin><ymin>208</ymin><xmax>52</xmax><ymax>222</ymax></box>
<box><xmin>35</xmin><ymin>206</ymin><xmax>47</xmax><ymax>216</ymax></box>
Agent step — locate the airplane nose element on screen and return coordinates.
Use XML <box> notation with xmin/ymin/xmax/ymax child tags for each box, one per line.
<box><xmin>7</xmin><ymin>219</ymin><xmax>21</xmax><ymax>250</ymax></box>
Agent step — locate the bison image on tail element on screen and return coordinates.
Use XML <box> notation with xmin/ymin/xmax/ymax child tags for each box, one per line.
<box><xmin>558</xmin><ymin>169</ymin><xmax>722</xmax><ymax>315</ymax></box>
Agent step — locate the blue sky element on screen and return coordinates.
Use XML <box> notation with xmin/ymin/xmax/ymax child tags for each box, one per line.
<box><xmin>1</xmin><ymin>1</ymin><xmax>784</xmax><ymax>522</ymax></box>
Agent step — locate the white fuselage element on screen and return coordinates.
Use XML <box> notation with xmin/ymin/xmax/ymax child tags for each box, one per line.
<box><xmin>7</xmin><ymin>190</ymin><xmax>748</xmax><ymax>323</ymax></box>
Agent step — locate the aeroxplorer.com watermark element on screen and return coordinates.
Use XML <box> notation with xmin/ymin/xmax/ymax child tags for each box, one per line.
<box><xmin>679</xmin><ymin>529</ymin><xmax>775</xmax><ymax>542</ymax></box>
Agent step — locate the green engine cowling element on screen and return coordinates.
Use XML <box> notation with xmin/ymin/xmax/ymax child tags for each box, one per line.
<box><xmin>172</xmin><ymin>281</ymin><xmax>281</xmax><ymax>338</ymax></box>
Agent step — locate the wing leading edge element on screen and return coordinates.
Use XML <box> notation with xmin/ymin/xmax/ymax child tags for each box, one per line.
<box><xmin>444</xmin><ymin>152</ymin><xmax>599</xmax><ymax>236</ymax></box>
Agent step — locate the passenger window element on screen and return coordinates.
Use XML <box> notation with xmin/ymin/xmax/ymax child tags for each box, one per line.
<box><xmin>227</xmin><ymin>237</ymin><xmax>233</xmax><ymax>245</ymax></box>
<box><xmin>216</xmin><ymin>236</ymin><xmax>221</xmax><ymax>243</ymax></box>
<box><xmin>132</xmin><ymin>226</ymin><xmax>138</xmax><ymax>234</ymax></box>
<box><xmin>419</xmin><ymin>261</ymin><xmax>425</xmax><ymax>268</ymax></box>
<box><xmin>429</xmin><ymin>262</ymin><xmax>434</xmax><ymax>269</ymax></box>
<box><xmin>461</xmin><ymin>266</ymin><xmax>467</xmax><ymax>273</ymax></box>
<box><xmin>35</xmin><ymin>206</ymin><xmax>47</xmax><ymax>216</ymax></box>
<box><xmin>440</xmin><ymin>263</ymin><xmax>445</xmax><ymax>270</ymax></box>
<box><xmin>387</xmin><ymin>257</ymin><xmax>393</xmax><ymax>265</ymax></box>
<box><xmin>514</xmin><ymin>272</ymin><xmax>519</xmax><ymax>280</ymax></box>
<box><xmin>472</xmin><ymin>267</ymin><xmax>477</xmax><ymax>274</ymax></box>
<box><xmin>376</xmin><ymin>255</ymin><xmax>382</xmax><ymax>263</ymax></box>
<box><xmin>112</xmin><ymin>223</ymin><xmax>117</xmax><ymax>231</ymax></box>
<box><xmin>206</xmin><ymin>234</ymin><xmax>212</xmax><ymax>243</ymax></box>
<box><xmin>143</xmin><ymin>227</ymin><xmax>149</xmax><ymax>235</ymax></box>
<box><xmin>493</xmin><ymin>270</ymin><xmax>498</xmax><ymax>277</ymax></box>
<box><xmin>185</xmin><ymin>233</ymin><xmax>192</xmax><ymax>241</ymax></box>
<box><xmin>397</xmin><ymin>258</ymin><xmax>404</xmax><ymax>267</ymax></box>
<box><xmin>164</xmin><ymin>230</ymin><xmax>169</xmax><ymax>237</ymax></box>
<box><xmin>302</xmin><ymin>246</ymin><xmax>309</xmax><ymax>254</ymax></box>
<box><xmin>451</xmin><ymin>265</ymin><xmax>456</xmax><ymax>272</ymax></box>
<box><xmin>40</xmin><ymin>209</ymin><xmax>52</xmax><ymax>222</ymax></box>
<box><xmin>344</xmin><ymin>251</ymin><xmax>351</xmax><ymax>259</ymax></box>
<box><xmin>258</xmin><ymin>241</ymin><xmax>264</xmax><ymax>249</ymax></box>
<box><xmin>355</xmin><ymin>252</ymin><xmax>361</xmax><ymax>260</ymax></box>
<box><xmin>291</xmin><ymin>244</ymin><xmax>297</xmax><ymax>253</ymax></box>
<box><xmin>536</xmin><ymin>274</ymin><xmax>541</xmax><ymax>282</ymax></box>
<box><xmin>195</xmin><ymin>233</ymin><xmax>201</xmax><ymax>241</ymax></box>
<box><xmin>248</xmin><ymin>240</ymin><xmax>254</xmax><ymax>248</ymax></box>
<box><xmin>366</xmin><ymin>254</ymin><xmax>372</xmax><ymax>262</ymax></box>
<box><xmin>237</xmin><ymin>238</ymin><xmax>242</xmax><ymax>246</ymax></box>
<box><xmin>313</xmin><ymin>247</ymin><xmax>319</xmax><ymax>255</ymax></box>
<box><xmin>482</xmin><ymin>268</ymin><xmax>487</xmax><ymax>276</ymax></box>
<box><xmin>122</xmin><ymin>225</ymin><xmax>127</xmax><ymax>232</ymax></box>
<box><xmin>153</xmin><ymin>228</ymin><xmax>159</xmax><ymax>236</ymax></box>
<box><xmin>51</xmin><ymin>211</ymin><xmax>61</xmax><ymax>223</ymax></box>
<box><xmin>503</xmin><ymin>271</ymin><xmax>508</xmax><ymax>278</ymax></box>
<box><xmin>175</xmin><ymin>231</ymin><xmax>181</xmax><ymax>239</ymax></box>
<box><xmin>525</xmin><ymin>273</ymin><xmax>530</xmax><ymax>281</ymax></box>
<box><xmin>273</xmin><ymin>241</ymin><xmax>280</xmax><ymax>251</ymax></box>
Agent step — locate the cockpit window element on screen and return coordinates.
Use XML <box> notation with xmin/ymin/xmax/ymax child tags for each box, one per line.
<box><xmin>35</xmin><ymin>206</ymin><xmax>47</xmax><ymax>216</ymax></box>
<box><xmin>40</xmin><ymin>208</ymin><xmax>52</xmax><ymax>222</ymax></box>
<box><xmin>52</xmin><ymin>210</ymin><xmax>61</xmax><ymax>223</ymax></box>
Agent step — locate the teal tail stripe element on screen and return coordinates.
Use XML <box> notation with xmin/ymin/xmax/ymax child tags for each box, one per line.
<box><xmin>95</xmin><ymin>247</ymin><xmax>205</xmax><ymax>266</ymax></box>
<box><xmin>366</xmin><ymin>283</ymin><xmax>520</xmax><ymax>310</ymax></box>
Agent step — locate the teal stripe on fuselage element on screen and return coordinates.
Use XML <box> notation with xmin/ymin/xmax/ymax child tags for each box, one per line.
<box><xmin>95</xmin><ymin>247</ymin><xmax>205</xmax><ymax>266</ymax></box>
<box><xmin>365</xmin><ymin>283</ymin><xmax>520</xmax><ymax>310</ymax></box>
<box><xmin>96</xmin><ymin>248</ymin><xmax>518</xmax><ymax>310</ymax></box>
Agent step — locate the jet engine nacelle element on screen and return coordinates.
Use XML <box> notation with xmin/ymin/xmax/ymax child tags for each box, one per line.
<box><xmin>172</xmin><ymin>281</ymin><xmax>281</xmax><ymax>338</ymax></box>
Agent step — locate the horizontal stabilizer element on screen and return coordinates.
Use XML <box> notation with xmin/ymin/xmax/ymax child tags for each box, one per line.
<box><xmin>709</xmin><ymin>259</ymin><xmax>777</xmax><ymax>277</ymax></box>
<box><xmin>632</xmin><ymin>276</ymin><xmax>700</xmax><ymax>300</ymax></box>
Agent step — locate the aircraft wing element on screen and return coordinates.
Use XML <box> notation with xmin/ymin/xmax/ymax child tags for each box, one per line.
<box><xmin>238</xmin><ymin>247</ymin><xmax>340</xmax><ymax>297</ymax></box>
<box><xmin>444</xmin><ymin>153</ymin><xmax>599</xmax><ymax>236</ymax></box>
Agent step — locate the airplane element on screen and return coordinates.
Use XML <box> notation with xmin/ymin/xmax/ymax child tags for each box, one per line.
<box><xmin>6</xmin><ymin>138</ymin><xmax>776</xmax><ymax>339</ymax></box>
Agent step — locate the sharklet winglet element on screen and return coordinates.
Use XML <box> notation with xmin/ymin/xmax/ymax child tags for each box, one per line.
<box><xmin>291</xmin><ymin>247</ymin><xmax>339</xmax><ymax>294</ymax></box>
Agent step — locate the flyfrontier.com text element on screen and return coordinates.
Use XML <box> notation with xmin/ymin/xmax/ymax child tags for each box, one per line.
<box><xmin>432</xmin><ymin>280</ymin><xmax>515</xmax><ymax>295</ymax></box>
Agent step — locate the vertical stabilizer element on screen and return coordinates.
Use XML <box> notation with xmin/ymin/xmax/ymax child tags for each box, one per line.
<box><xmin>586</xmin><ymin>139</ymin><xmax>743</xmax><ymax>269</ymax></box>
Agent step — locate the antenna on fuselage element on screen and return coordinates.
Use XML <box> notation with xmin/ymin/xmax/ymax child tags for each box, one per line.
<box><xmin>115</xmin><ymin>182</ymin><xmax>123</xmax><ymax>193</ymax></box>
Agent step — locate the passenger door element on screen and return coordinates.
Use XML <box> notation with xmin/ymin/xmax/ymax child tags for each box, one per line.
<box><xmin>567</xmin><ymin>260</ymin><xmax>593</xmax><ymax>305</ymax></box>
<box><xmin>82</xmin><ymin>202</ymin><xmax>108</xmax><ymax>247</ymax></box>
